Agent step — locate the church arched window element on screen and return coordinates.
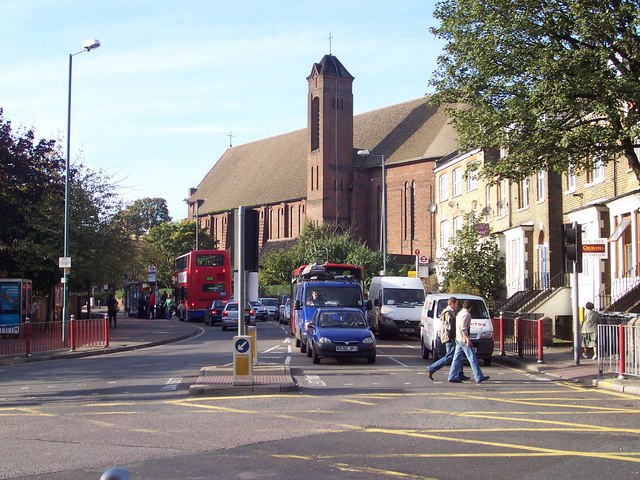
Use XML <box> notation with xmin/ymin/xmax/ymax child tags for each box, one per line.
<box><xmin>311</xmin><ymin>96</ymin><xmax>320</xmax><ymax>151</ymax></box>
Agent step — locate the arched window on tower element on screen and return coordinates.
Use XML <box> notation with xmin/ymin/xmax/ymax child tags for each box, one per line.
<box><xmin>311</xmin><ymin>96</ymin><xmax>320</xmax><ymax>151</ymax></box>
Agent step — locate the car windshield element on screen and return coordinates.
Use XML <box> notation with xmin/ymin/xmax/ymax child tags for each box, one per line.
<box><xmin>383</xmin><ymin>288</ymin><xmax>425</xmax><ymax>306</ymax></box>
<box><xmin>306</xmin><ymin>286</ymin><xmax>364</xmax><ymax>307</ymax></box>
<box><xmin>436</xmin><ymin>299</ymin><xmax>490</xmax><ymax>319</ymax></box>
<box><xmin>249</xmin><ymin>301</ymin><xmax>261</xmax><ymax>307</ymax></box>
<box><xmin>226</xmin><ymin>303</ymin><xmax>238</xmax><ymax>311</ymax></box>
<box><xmin>318</xmin><ymin>311</ymin><xmax>367</xmax><ymax>328</ymax></box>
<box><xmin>261</xmin><ymin>299</ymin><xmax>277</xmax><ymax>306</ymax></box>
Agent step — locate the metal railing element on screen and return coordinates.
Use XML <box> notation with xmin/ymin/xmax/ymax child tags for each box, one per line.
<box><xmin>597</xmin><ymin>264</ymin><xmax>639</xmax><ymax>311</ymax></box>
<box><xmin>598</xmin><ymin>321</ymin><xmax>640</xmax><ymax>378</ymax></box>
<box><xmin>493</xmin><ymin>313</ymin><xmax>545</xmax><ymax>362</ymax></box>
<box><xmin>0</xmin><ymin>315</ymin><xmax>109</xmax><ymax>358</ymax></box>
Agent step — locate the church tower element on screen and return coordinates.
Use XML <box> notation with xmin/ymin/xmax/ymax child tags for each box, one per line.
<box><xmin>306</xmin><ymin>54</ymin><xmax>354</xmax><ymax>228</ymax></box>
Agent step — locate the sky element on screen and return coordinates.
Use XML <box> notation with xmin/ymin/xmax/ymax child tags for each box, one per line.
<box><xmin>0</xmin><ymin>0</ymin><xmax>446</xmax><ymax>221</ymax></box>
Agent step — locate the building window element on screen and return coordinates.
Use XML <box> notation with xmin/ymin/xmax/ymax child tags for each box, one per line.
<box><xmin>440</xmin><ymin>219</ymin><xmax>450</xmax><ymax>247</ymax></box>
<box><xmin>498</xmin><ymin>179</ymin><xmax>508</xmax><ymax>217</ymax></box>
<box><xmin>466</xmin><ymin>165</ymin><xmax>478</xmax><ymax>191</ymax></box>
<box><xmin>518</xmin><ymin>177</ymin><xmax>530</xmax><ymax>209</ymax></box>
<box><xmin>439</xmin><ymin>173</ymin><xmax>449</xmax><ymax>202</ymax></box>
<box><xmin>403</xmin><ymin>182</ymin><xmax>409</xmax><ymax>241</ymax></box>
<box><xmin>567</xmin><ymin>165</ymin><xmax>577</xmax><ymax>192</ymax></box>
<box><xmin>537</xmin><ymin>170</ymin><xmax>545</xmax><ymax>202</ymax></box>
<box><xmin>586</xmin><ymin>156</ymin><xmax>605</xmax><ymax>184</ymax></box>
<box><xmin>452</xmin><ymin>168</ymin><xmax>462</xmax><ymax>197</ymax></box>
<box><xmin>311</xmin><ymin>96</ymin><xmax>319</xmax><ymax>151</ymax></box>
<box><xmin>453</xmin><ymin>216</ymin><xmax>463</xmax><ymax>237</ymax></box>
<box><xmin>485</xmin><ymin>185</ymin><xmax>491</xmax><ymax>221</ymax></box>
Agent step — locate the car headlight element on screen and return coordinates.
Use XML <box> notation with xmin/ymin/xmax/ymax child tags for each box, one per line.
<box><xmin>318</xmin><ymin>337</ymin><xmax>332</xmax><ymax>344</ymax></box>
<box><xmin>479</xmin><ymin>331</ymin><xmax>493</xmax><ymax>339</ymax></box>
<box><xmin>362</xmin><ymin>335</ymin><xmax>375</xmax><ymax>344</ymax></box>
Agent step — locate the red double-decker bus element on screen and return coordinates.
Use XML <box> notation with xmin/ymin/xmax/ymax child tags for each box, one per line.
<box><xmin>174</xmin><ymin>250</ymin><xmax>231</xmax><ymax>322</ymax></box>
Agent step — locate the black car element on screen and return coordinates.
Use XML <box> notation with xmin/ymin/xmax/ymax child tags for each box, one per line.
<box><xmin>205</xmin><ymin>300</ymin><xmax>228</xmax><ymax>326</ymax></box>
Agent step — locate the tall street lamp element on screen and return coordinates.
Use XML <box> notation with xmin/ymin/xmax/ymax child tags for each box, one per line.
<box><xmin>62</xmin><ymin>39</ymin><xmax>100</xmax><ymax>338</ymax></box>
<box><xmin>184</xmin><ymin>198</ymin><xmax>205</xmax><ymax>250</ymax></box>
<box><xmin>357</xmin><ymin>149</ymin><xmax>386</xmax><ymax>275</ymax></box>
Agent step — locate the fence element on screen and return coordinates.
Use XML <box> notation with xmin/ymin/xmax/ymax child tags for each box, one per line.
<box><xmin>492</xmin><ymin>312</ymin><xmax>545</xmax><ymax>362</ymax></box>
<box><xmin>0</xmin><ymin>315</ymin><xmax>109</xmax><ymax>358</ymax></box>
<box><xmin>598</xmin><ymin>321</ymin><xmax>640</xmax><ymax>378</ymax></box>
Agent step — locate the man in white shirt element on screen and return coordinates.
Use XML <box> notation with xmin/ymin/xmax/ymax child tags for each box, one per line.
<box><xmin>448</xmin><ymin>300</ymin><xmax>489</xmax><ymax>384</ymax></box>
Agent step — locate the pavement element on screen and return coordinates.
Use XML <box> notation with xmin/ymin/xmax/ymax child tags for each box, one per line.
<box><xmin>2</xmin><ymin>311</ymin><xmax>639</xmax><ymax>397</ymax></box>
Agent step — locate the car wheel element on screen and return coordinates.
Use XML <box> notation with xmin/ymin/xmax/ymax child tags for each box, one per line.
<box><xmin>421</xmin><ymin>340</ymin><xmax>430</xmax><ymax>359</ymax></box>
<box><xmin>367</xmin><ymin>352</ymin><xmax>376</xmax><ymax>364</ymax></box>
<box><xmin>432</xmin><ymin>341</ymin><xmax>441</xmax><ymax>361</ymax></box>
<box><xmin>306</xmin><ymin>342</ymin><xmax>312</xmax><ymax>357</ymax></box>
<box><xmin>312</xmin><ymin>347</ymin><xmax>320</xmax><ymax>364</ymax></box>
<box><xmin>484</xmin><ymin>357</ymin><xmax>492</xmax><ymax>367</ymax></box>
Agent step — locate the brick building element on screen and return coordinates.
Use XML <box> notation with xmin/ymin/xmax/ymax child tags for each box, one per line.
<box><xmin>188</xmin><ymin>54</ymin><xmax>458</xmax><ymax>268</ymax></box>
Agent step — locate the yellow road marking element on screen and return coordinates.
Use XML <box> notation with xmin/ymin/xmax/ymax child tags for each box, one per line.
<box><xmin>340</xmin><ymin>398</ymin><xmax>378</xmax><ymax>406</ymax></box>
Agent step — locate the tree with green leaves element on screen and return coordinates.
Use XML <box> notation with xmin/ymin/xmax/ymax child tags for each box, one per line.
<box><xmin>117</xmin><ymin>197</ymin><xmax>172</xmax><ymax>238</ymax></box>
<box><xmin>258</xmin><ymin>222</ymin><xmax>385</xmax><ymax>292</ymax></box>
<box><xmin>438</xmin><ymin>210</ymin><xmax>505</xmax><ymax>300</ymax></box>
<box><xmin>430</xmin><ymin>0</ymin><xmax>640</xmax><ymax>183</ymax></box>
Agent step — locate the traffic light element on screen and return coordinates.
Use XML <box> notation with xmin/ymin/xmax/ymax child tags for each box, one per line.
<box><xmin>244</xmin><ymin>208</ymin><xmax>259</xmax><ymax>272</ymax></box>
<box><xmin>562</xmin><ymin>222</ymin><xmax>582</xmax><ymax>274</ymax></box>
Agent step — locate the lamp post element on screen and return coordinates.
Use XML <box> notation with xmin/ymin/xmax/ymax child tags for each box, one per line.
<box><xmin>357</xmin><ymin>149</ymin><xmax>386</xmax><ymax>275</ymax></box>
<box><xmin>62</xmin><ymin>39</ymin><xmax>100</xmax><ymax>340</ymax></box>
<box><xmin>184</xmin><ymin>198</ymin><xmax>204</xmax><ymax>250</ymax></box>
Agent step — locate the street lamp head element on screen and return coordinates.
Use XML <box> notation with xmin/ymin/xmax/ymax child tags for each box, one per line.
<box><xmin>357</xmin><ymin>149</ymin><xmax>370</xmax><ymax>156</ymax></box>
<box><xmin>82</xmin><ymin>39</ymin><xmax>101</xmax><ymax>51</ymax></box>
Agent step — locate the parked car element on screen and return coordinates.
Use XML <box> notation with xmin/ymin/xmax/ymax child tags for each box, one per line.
<box><xmin>420</xmin><ymin>293</ymin><xmax>494</xmax><ymax>366</ymax></box>
<box><xmin>259</xmin><ymin>297</ymin><xmax>278</xmax><ymax>320</ymax></box>
<box><xmin>249</xmin><ymin>300</ymin><xmax>268</xmax><ymax>321</ymax></box>
<box><xmin>279</xmin><ymin>298</ymin><xmax>291</xmax><ymax>324</ymax></box>
<box><xmin>221</xmin><ymin>302</ymin><xmax>256</xmax><ymax>331</ymax></box>
<box><xmin>306</xmin><ymin>307</ymin><xmax>376</xmax><ymax>364</ymax></box>
<box><xmin>205</xmin><ymin>299</ymin><xmax>228</xmax><ymax>326</ymax></box>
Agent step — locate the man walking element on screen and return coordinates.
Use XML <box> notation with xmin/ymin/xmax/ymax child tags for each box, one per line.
<box><xmin>448</xmin><ymin>300</ymin><xmax>489</xmax><ymax>384</ymax></box>
<box><xmin>427</xmin><ymin>297</ymin><xmax>468</xmax><ymax>381</ymax></box>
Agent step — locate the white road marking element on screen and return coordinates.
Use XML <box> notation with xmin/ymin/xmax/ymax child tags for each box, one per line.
<box><xmin>161</xmin><ymin>377</ymin><xmax>182</xmax><ymax>391</ymax></box>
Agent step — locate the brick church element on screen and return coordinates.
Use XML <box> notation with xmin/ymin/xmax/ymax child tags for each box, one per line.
<box><xmin>187</xmin><ymin>53</ymin><xmax>458</xmax><ymax>267</ymax></box>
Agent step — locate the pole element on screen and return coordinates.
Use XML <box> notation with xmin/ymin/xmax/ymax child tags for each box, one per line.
<box><xmin>235</xmin><ymin>207</ymin><xmax>246</xmax><ymax>336</ymax></box>
<box><xmin>572</xmin><ymin>268</ymin><xmax>580</xmax><ymax>365</ymax></box>
<box><xmin>195</xmin><ymin>203</ymin><xmax>199</xmax><ymax>250</ymax></box>
<box><xmin>381</xmin><ymin>155</ymin><xmax>387</xmax><ymax>275</ymax></box>
<box><xmin>62</xmin><ymin>52</ymin><xmax>73</xmax><ymax>344</ymax></box>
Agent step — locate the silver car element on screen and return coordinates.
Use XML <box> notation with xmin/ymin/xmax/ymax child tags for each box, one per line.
<box><xmin>221</xmin><ymin>302</ymin><xmax>256</xmax><ymax>331</ymax></box>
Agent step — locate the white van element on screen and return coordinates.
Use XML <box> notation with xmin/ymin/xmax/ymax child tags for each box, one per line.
<box><xmin>420</xmin><ymin>293</ymin><xmax>494</xmax><ymax>366</ymax></box>
<box><xmin>368</xmin><ymin>276</ymin><xmax>426</xmax><ymax>337</ymax></box>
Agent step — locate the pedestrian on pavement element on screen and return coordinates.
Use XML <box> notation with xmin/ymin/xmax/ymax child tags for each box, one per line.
<box><xmin>448</xmin><ymin>300</ymin><xmax>489</xmax><ymax>384</ymax></box>
<box><xmin>176</xmin><ymin>300</ymin><xmax>186</xmax><ymax>321</ymax></box>
<box><xmin>427</xmin><ymin>297</ymin><xmax>468</xmax><ymax>381</ymax></box>
<box><xmin>106</xmin><ymin>293</ymin><xmax>119</xmax><ymax>328</ymax></box>
<box><xmin>137</xmin><ymin>295</ymin><xmax>146</xmax><ymax>319</ymax></box>
<box><xmin>164</xmin><ymin>295</ymin><xmax>175</xmax><ymax>319</ymax></box>
<box><xmin>147</xmin><ymin>291</ymin><xmax>156</xmax><ymax>319</ymax></box>
<box><xmin>582</xmin><ymin>301</ymin><xmax>600</xmax><ymax>360</ymax></box>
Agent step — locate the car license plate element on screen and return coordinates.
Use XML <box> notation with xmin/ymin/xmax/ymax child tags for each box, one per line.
<box><xmin>400</xmin><ymin>328</ymin><xmax>414</xmax><ymax>333</ymax></box>
<box><xmin>336</xmin><ymin>346</ymin><xmax>358</xmax><ymax>352</ymax></box>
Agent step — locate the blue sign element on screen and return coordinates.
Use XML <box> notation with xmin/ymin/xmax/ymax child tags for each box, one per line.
<box><xmin>234</xmin><ymin>338</ymin><xmax>250</xmax><ymax>354</ymax></box>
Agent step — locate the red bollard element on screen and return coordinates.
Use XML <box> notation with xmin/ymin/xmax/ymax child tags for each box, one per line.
<box><xmin>104</xmin><ymin>313</ymin><xmax>110</xmax><ymax>348</ymax></box>
<box><xmin>537</xmin><ymin>318</ymin><xmax>544</xmax><ymax>363</ymax></box>
<box><xmin>499</xmin><ymin>312</ymin><xmax>505</xmax><ymax>355</ymax></box>
<box><xmin>618</xmin><ymin>323</ymin><xmax>625</xmax><ymax>380</ymax></box>
<box><xmin>25</xmin><ymin>316</ymin><xmax>31</xmax><ymax>357</ymax></box>
<box><xmin>70</xmin><ymin>314</ymin><xmax>76</xmax><ymax>351</ymax></box>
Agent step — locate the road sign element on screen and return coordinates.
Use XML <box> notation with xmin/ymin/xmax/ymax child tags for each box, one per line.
<box><xmin>419</xmin><ymin>255</ymin><xmax>428</xmax><ymax>264</ymax></box>
<box><xmin>234</xmin><ymin>338</ymin><xmax>250</xmax><ymax>354</ymax></box>
<box><xmin>59</xmin><ymin>257</ymin><xmax>71</xmax><ymax>268</ymax></box>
